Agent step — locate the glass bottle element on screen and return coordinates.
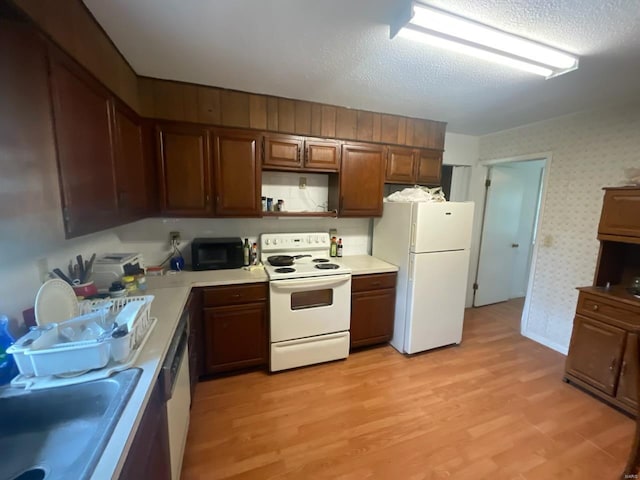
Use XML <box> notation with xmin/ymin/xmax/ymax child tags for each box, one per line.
<box><xmin>243</xmin><ymin>238</ymin><xmax>250</xmax><ymax>266</ymax></box>
<box><xmin>330</xmin><ymin>237</ymin><xmax>337</xmax><ymax>257</ymax></box>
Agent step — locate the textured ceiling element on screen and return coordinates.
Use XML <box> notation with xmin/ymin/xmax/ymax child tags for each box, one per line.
<box><xmin>83</xmin><ymin>0</ymin><xmax>640</xmax><ymax>135</ymax></box>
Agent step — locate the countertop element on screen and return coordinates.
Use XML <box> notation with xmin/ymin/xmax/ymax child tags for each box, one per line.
<box><xmin>93</xmin><ymin>255</ymin><xmax>398</xmax><ymax>479</ymax></box>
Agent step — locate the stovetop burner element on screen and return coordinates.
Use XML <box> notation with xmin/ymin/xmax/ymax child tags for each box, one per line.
<box><xmin>313</xmin><ymin>258</ymin><xmax>330</xmax><ymax>263</ymax></box>
<box><xmin>275</xmin><ymin>267</ymin><xmax>296</xmax><ymax>273</ymax></box>
<box><xmin>315</xmin><ymin>263</ymin><xmax>339</xmax><ymax>270</ymax></box>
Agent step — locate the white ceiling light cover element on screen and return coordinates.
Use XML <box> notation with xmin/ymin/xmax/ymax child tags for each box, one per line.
<box><xmin>394</xmin><ymin>2</ymin><xmax>579</xmax><ymax>78</ymax></box>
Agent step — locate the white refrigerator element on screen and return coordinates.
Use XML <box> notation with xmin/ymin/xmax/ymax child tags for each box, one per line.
<box><xmin>372</xmin><ymin>201</ymin><xmax>474</xmax><ymax>354</ymax></box>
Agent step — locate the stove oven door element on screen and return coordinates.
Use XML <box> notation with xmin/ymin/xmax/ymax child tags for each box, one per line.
<box><xmin>270</xmin><ymin>273</ymin><xmax>351</xmax><ymax>342</ymax></box>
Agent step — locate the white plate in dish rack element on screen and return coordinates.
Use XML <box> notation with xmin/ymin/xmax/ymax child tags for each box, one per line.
<box><xmin>34</xmin><ymin>279</ymin><xmax>79</xmax><ymax>326</ymax></box>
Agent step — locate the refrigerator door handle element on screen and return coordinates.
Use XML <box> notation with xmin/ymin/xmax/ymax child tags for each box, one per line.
<box><xmin>410</xmin><ymin>222</ymin><xmax>417</xmax><ymax>248</ymax></box>
<box><xmin>408</xmin><ymin>257</ymin><xmax>414</xmax><ymax>281</ymax></box>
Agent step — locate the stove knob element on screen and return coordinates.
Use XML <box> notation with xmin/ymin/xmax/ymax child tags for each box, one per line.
<box><xmin>273</xmin><ymin>239</ymin><xmax>278</xmax><ymax>245</ymax></box>
<box><xmin>265</xmin><ymin>239</ymin><xmax>270</xmax><ymax>245</ymax></box>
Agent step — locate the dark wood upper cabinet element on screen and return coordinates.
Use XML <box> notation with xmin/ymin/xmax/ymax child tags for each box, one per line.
<box><xmin>304</xmin><ymin>138</ymin><xmax>341</xmax><ymax>171</ymax></box>
<box><xmin>48</xmin><ymin>47</ymin><xmax>120</xmax><ymax>238</ymax></box>
<box><xmin>415</xmin><ymin>149</ymin><xmax>443</xmax><ymax>185</ymax></box>
<box><xmin>113</xmin><ymin>101</ymin><xmax>149</xmax><ymax>221</ymax></box>
<box><xmin>156</xmin><ymin>123</ymin><xmax>212</xmax><ymax>216</ymax></box>
<box><xmin>212</xmin><ymin>128</ymin><xmax>262</xmax><ymax>217</ymax></box>
<box><xmin>339</xmin><ymin>143</ymin><xmax>385</xmax><ymax>217</ymax></box>
<box><xmin>263</xmin><ymin>134</ymin><xmax>340</xmax><ymax>172</ymax></box>
<box><xmin>263</xmin><ymin>134</ymin><xmax>303</xmax><ymax>169</ymax></box>
<box><xmin>598</xmin><ymin>188</ymin><xmax>640</xmax><ymax>240</ymax></box>
<box><xmin>386</xmin><ymin>146</ymin><xmax>416</xmax><ymax>183</ymax></box>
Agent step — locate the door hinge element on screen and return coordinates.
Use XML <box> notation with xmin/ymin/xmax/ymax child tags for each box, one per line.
<box><xmin>473</xmin><ymin>282</ymin><xmax>479</xmax><ymax>291</ymax></box>
<box><xmin>485</xmin><ymin>179</ymin><xmax>491</xmax><ymax>187</ymax></box>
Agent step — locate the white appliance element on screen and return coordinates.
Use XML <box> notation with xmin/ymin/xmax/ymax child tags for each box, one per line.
<box><xmin>261</xmin><ymin>233</ymin><xmax>352</xmax><ymax>372</ymax></box>
<box><xmin>161</xmin><ymin>308</ymin><xmax>191</xmax><ymax>480</ymax></box>
<box><xmin>373</xmin><ymin>201</ymin><xmax>474</xmax><ymax>354</ymax></box>
<box><xmin>92</xmin><ymin>253</ymin><xmax>144</xmax><ymax>290</ymax></box>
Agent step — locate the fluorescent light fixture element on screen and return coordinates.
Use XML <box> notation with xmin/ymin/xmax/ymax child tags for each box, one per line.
<box><xmin>391</xmin><ymin>2</ymin><xmax>579</xmax><ymax>78</ymax></box>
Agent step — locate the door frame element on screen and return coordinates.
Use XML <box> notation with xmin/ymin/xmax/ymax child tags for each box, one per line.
<box><xmin>474</xmin><ymin>151</ymin><xmax>553</xmax><ymax>341</ymax></box>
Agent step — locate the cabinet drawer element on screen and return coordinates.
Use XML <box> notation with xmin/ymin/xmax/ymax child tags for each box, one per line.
<box><xmin>203</xmin><ymin>283</ymin><xmax>268</xmax><ymax>307</ymax></box>
<box><xmin>577</xmin><ymin>292</ymin><xmax>640</xmax><ymax>327</ymax></box>
<box><xmin>352</xmin><ymin>273</ymin><xmax>397</xmax><ymax>292</ymax></box>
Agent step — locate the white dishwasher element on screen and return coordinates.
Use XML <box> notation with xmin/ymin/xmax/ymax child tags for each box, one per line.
<box><xmin>162</xmin><ymin>309</ymin><xmax>191</xmax><ymax>480</ymax></box>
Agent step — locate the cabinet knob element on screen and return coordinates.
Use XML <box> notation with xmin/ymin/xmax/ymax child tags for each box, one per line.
<box><xmin>592</xmin><ymin>304</ymin><xmax>599</xmax><ymax>311</ymax></box>
<box><xmin>609</xmin><ymin>357</ymin><xmax>617</xmax><ymax>372</ymax></box>
<box><xmin>231</xmin><ymin>294</ymin><xmax>241</xmax><ymax>298</ymax></box>
<box><xmin>621</xmin><ymin>360</ymin><xmax>627</xmax><ymax>376</ymax></box>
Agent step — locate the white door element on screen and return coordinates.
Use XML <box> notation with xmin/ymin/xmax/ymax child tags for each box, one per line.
<box><xmin>405</xmin><ymin>250</ymin><xmax>470</xmax><ymax>354</ymax></box>
<box><xmin>411</xmin><ymin>202</ymin><xmax>474</xmax><ymax>253</ymax></box>
<box><xmin>474</xmin><ymin>166</ymin><xmax>525</xmax><ymax>306</ymax></box>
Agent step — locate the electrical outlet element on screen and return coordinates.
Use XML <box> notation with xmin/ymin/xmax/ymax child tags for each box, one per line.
<box><xmin>299</xmin><ymin>176</ymin><xmax>307</xmax><ymax>189</ymax></box>
<box><xmin>169</xmin><ymin>231</ymin><xmax>181</xmax><ymax>246</ymax></box>
<box><xmin>329</xmin><ymin>228</ymin><xmax>338</xmax><ymax>238</ymax></box>
<box><xmin>36</xmin><ymin>257</ymin><xmax>49</xmax><ymax>283</ymax></box>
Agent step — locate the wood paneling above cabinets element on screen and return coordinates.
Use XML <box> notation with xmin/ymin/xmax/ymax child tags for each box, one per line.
<box><xmin>138</xmin><ymin>78</ymin><xmax>447</xmax><ymax>151</ymax></box>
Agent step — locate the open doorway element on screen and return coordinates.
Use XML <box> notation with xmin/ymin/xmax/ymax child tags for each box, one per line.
<box><xmin>473</xmin><ymin>159</ymin><xmax>547</xmax><ymax>322</ymax></box>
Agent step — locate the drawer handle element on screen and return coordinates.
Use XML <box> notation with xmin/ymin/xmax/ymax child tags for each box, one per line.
<box><xmin>370</xmin><ymin>282</ymin><xmax>381</xmax><ymax>286</ymax></box>
<box><xmin>592</xmin><ymin>304</ymin><xmax>599</xmax><ymax>311</ymax></box>
<box><xmin>231</xmin><ymin>294</ymin><xmax>241</xmax><ymax>298</ymax></box>
<box><xmin>609</xmin><ymin>357</ymin><xmax>617</xmax><ymax>372</ymax></box>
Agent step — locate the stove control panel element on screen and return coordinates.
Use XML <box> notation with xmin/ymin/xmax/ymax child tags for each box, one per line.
<box><xmin>260</xmin><ymin>232</ymin><xmax>331</xmax><ymax>252</ymax></box>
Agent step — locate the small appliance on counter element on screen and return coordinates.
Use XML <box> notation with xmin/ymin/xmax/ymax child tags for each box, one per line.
<box><xmin>191</xmin><ymin>238</ymin><xmax>243</xmax><ymax>271</ymax></box>
<box><xmin>92</xmin><ymin>253</ymin><xmax>144</xmax><ymax>290</ymax></box>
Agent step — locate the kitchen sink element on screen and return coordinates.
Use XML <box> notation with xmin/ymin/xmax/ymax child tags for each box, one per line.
<box><xmin>0</xmin><ymin>368</ymin><xmax>141</xmax><ymax>480</ymax></box>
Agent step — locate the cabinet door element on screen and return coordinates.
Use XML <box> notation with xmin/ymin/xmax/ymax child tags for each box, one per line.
<box><xmin>213</xmin><ymin>128</ymin><xmax>262</xmax><ymax>217</ymax></box>
<box><xmin>565</xmin><ymin>315</ymin><xmax>626</xmax><ymax>395</ymax></box>
<box><xmin>263</xmin><ymin>134</ymin><xmax>303</xmax><ymax>169</ymax></box>
<box><xmin>415</xmin><ymin>149</ymin><xmax>443</xmax><ymax>185</ymax></box>
<box><xmin>339</xmin><ymin>143</ymin><xmax>385</xmax><ymax>217</ymax></box>
<box><xmin>385</xmin><ymin>146</ymin><xmax>416</xmax><ymax>183</ymax></box>
<box><xmin>350</xmin><ymin>288</ymin><xmax>395</xmax><ymax>349</ymax></box>
<box><xmin>304</xmin><ymin>138</ymin><xmax>341</xmax><ymax>171</ymax></box>
<box><xmin>113</xmin><ymin>101</ymin><xmax>149</xmax><ymax>221</ymax></box>
<box><xmin>616</xmin><ymin>333</ymin><xmax>638</xmax><ymax>410</ymax></box>
<box><xmin>203</xmin><ymin>303</ymin><xmax>267</xmax><ymax>373</ymax></box>
<box><xmin>598</xmin><ymin>189</ymin><xmax>640</xmax><ymax>238</ymax></box>
<box><xmin>157</xmin><ymin>123</ymin><xmax>212</xmax><ymax>216</ymax></box>
<box><xmin>49</xmin><ymin>48</ymin><xmax>119</xmax><ymax>237</ymax></box>
<box><xmin>118</xmin><ymin>378</ymin><xmax>171</xmax><ymax>480</ymax></box>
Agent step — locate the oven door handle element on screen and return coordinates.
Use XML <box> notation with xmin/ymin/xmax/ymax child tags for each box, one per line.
<box><xmin>270</xmin><ymin>274</ymin><xmax>351</xmax><ymax>292</ymax></box>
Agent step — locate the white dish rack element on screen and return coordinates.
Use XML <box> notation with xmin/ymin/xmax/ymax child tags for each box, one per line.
<box><xmin>9</xmin><ymin>295</ymin><xmax>154</xmax><ymax>378</ymax></box>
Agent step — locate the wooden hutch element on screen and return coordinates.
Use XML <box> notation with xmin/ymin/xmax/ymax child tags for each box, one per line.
<box><xmin>564</xmin><ymin>187</ymin><xmax>640</xmax><ymax>415</ymax></box>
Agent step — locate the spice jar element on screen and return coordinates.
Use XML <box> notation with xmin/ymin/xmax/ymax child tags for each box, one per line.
<box><xmin>122</xmin><ymin>275</ymin><xmax>137</xmax><ymax>293</ymax></box>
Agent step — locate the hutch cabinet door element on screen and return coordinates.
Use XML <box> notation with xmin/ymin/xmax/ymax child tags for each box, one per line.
<box><xmin>598</xmin><ymin>188</ymin><xmax>640</xmax><ymax>238</ymax></box>
<box><xmin>565</xmin><ymin>315</ymin><xmax>626</xmax><ymax>395</ymax></box>
<box><xmin>616</xmin><ymin>332</ymin><xmax>638</xmax><ymax>409</ymax></box>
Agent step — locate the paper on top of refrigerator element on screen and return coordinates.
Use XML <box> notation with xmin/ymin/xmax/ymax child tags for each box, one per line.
<box><xmin>385</xmin><ymin>186</ymin><xmax>446</xmax><ymax>203</ymax></box>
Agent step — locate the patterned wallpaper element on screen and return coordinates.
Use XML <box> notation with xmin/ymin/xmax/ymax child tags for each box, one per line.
<box><xmin>479</xmin><ymin>103</ymin><xmax>640</xmax><ymax>352</ymax></box>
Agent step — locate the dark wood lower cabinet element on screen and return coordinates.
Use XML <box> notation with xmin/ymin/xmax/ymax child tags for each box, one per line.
<box><xmin>202</xmin><ymin>302</ymin><xmax>267</xmax><ymax>374</ymax></box>
<box><xmin>616</xmin><ymin>333</ymin><xmax>638</xmax><ymax>410</ymax></box>
<box><xmin>119</xmin><ymin>377</ymin><xmax>170</xmax><ymax>480</ymax></box>
<box><xmin>350</xmin><ymin>273</ymin><xmax>397</xmax><ymax>349</ymax></box>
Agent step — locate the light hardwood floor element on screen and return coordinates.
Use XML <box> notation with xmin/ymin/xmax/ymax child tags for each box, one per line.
<box><xmin>182</xmin><ymin>299</ymin><xmax>634</xmax><ymax>479</ymax></box>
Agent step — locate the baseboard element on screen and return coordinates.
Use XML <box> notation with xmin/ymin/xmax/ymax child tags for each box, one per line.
<box><xmin>522</xmin><ymin>330</ymin><xmax>568</xmax><ymax>355</ymax></box>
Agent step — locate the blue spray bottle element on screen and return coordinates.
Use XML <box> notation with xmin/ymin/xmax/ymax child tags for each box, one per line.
<box><xmin>0</xmin><ymin>315</ymin><xmax>18</xmax><ymax>385</ymax></box>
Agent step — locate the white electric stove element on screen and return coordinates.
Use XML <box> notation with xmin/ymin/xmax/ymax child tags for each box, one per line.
<box><xmin>260</xmin><ymin>232</ymin><xmax>352</xmax><ymax>372</ymax></box>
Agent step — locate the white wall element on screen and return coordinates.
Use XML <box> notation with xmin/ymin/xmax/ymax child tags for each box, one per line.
<box><xmin>443</xmin><ymin>132</ymin><xmax>479</xmax><ymax>166</ymax></box>
<box><xmin>477</xmin><ymin>102</ymin><xmax>640</xmax><ymax>353</ymax></box>
<box><xmin>116</xmin><ymin>217</ymin><xmax>371</xmax><ymax>266</ymax></box>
